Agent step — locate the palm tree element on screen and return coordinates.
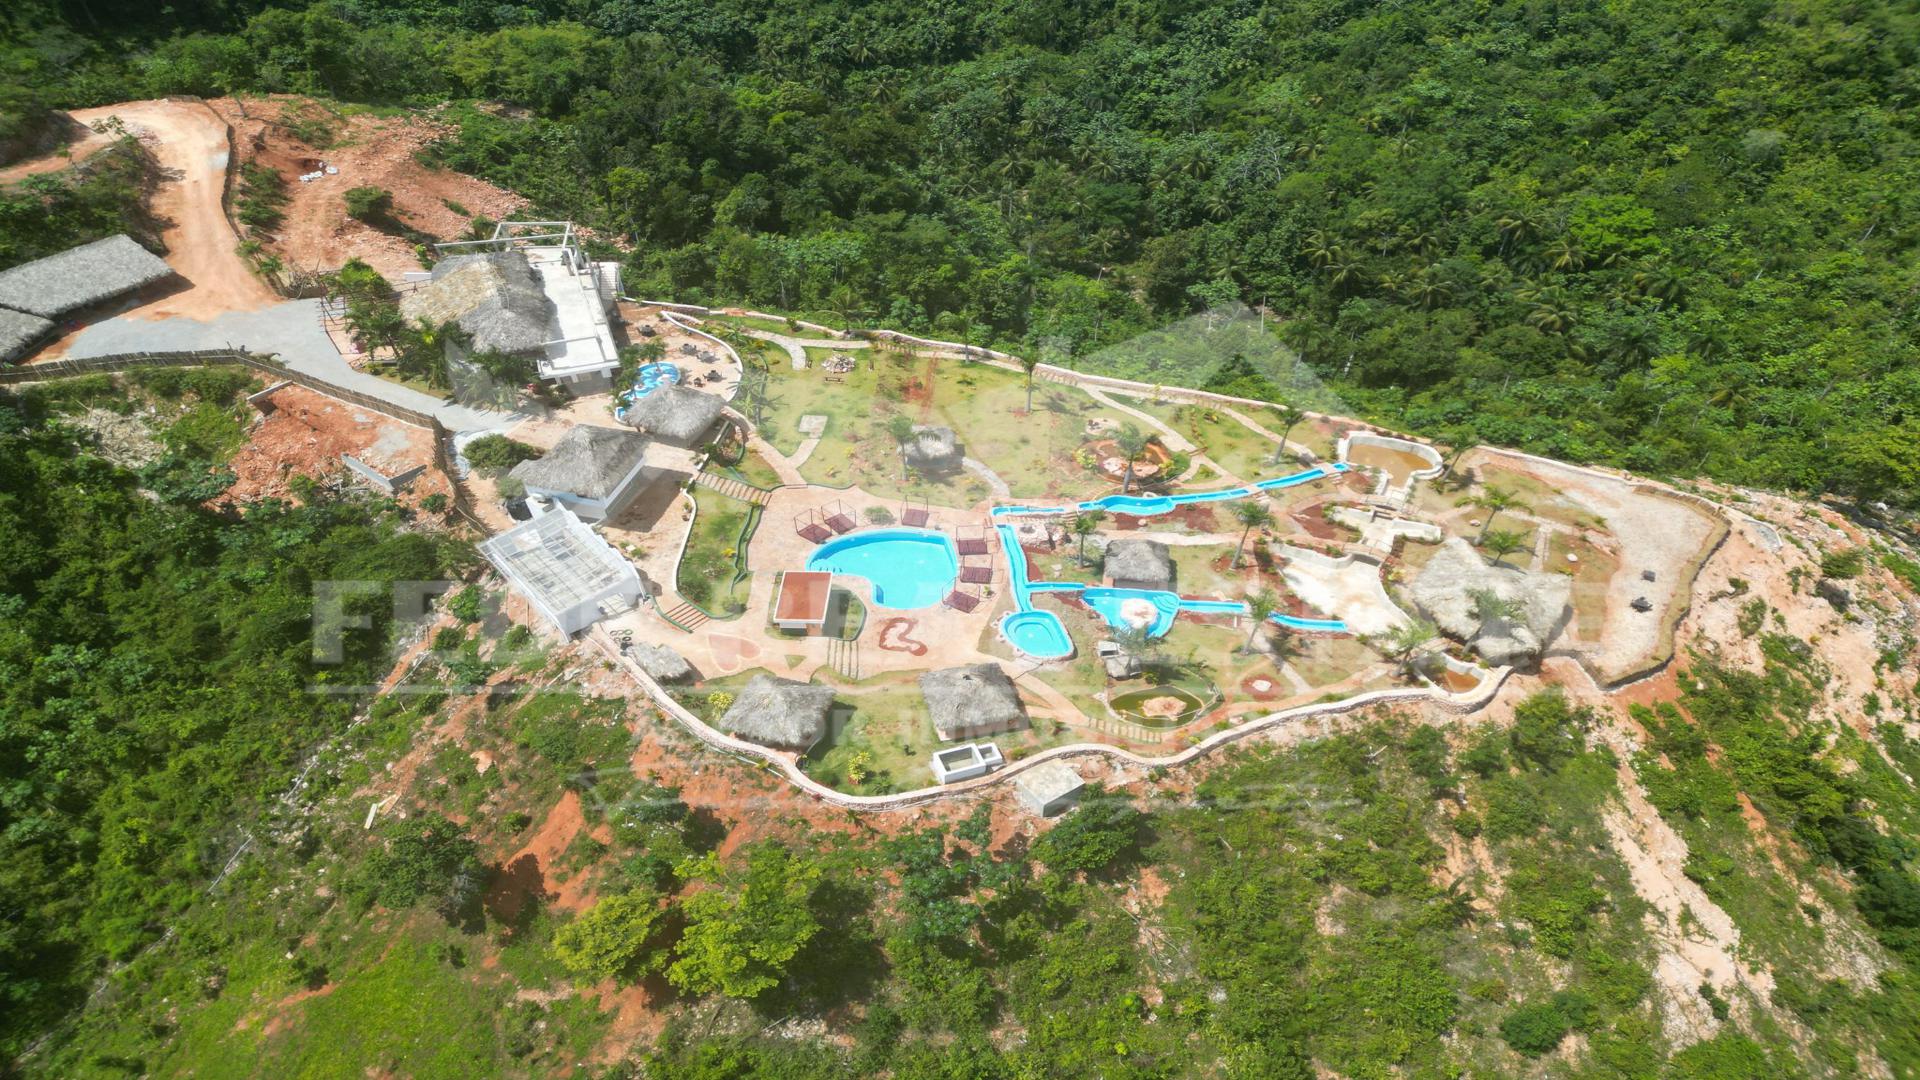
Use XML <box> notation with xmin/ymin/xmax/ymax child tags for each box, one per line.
<box><xmin>1375</xmin><ymin>619</ymin><xmax>1440</xmax><ymax>679</ymax></box>
<box><xmin>1243</xmin><ymin>588</ymin><xmax>1281</xmax><ymax>653</ymax></box>
<box><xmin>1440</xmin><ymin>429</ymin><xmax>1480</xmax><ymax>482</ymax></box>
<box><xmin>1071</xmin><ymin>511</ymin><xmax>1104</xmax><ymax>566</ymax></box>
<box><xmin>1114</xmin><ymin>424</ymin><xmax>1151</xmax><ymax>495</ymax></box>
<box><xmin>886</xmin><ymin>414</ymin><xmax>916</xmax><ymax>480</ymax></box>
<box><xmin>1112</xmin><ymin>625</ymin><xmax>1157</xmax><ymax>673</ymax></box>
<box><xmin>1479</xmin><ymin>529</ymin><xmax>1527</xmax><ymax>568</ymax></box>
<box><xmin>1545</xmin><ymin>237</ymin><xmax>1586</xmax><ymax>272</ymax></box>
<box><xmin>1459</xmin><ymin>484</ymin><xmax>1529</xmax><ymax>541</ymax></box>
<box><xmin>1467</xmin><ymin>587</ymin><xmax>1523</xmax><ymax>637</ymax></box>
<box><xmin>1019</xmin><ymin>353</ymin><xmax>1041</xmax><ymax>413</ymax></box>
<box><xmin>1230</xmin><ymin>499</ymin><xmax>1274</xmax><ymax>569</ymax></box>
<box><xmin>1269</xmin><ymin>404</ymin><xmax>1309</xmax><ymax>464</ymax></box>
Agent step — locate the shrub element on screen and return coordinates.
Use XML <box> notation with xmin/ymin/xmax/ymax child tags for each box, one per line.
<box><xmin>1819</xmin><ymin>547</ymin><xmax>1866</xmax><ymax>579</ymax></box>
<box><xmin>463</xmin><ymin>434</ymin><xmax>541</xmax><ymax>471</ymax></box>
<box><xmin>552</xmin><ymin>889</ymin><xmax>667</xmax><ymax>984</ymax></box>
<box><xmin>344</xmin><ymin>185</ymin><xmax>395</xmax><ymax>223</ymax></box>
<box><xmin>1499</xmin><ymin>999</ymin><xmax>1573</xmax><ymax>1056</ymax></box>
<box><xmin>1032</xmin><ymin>785</ymin><xmax>1144</xmax><ymax>873</ymax></box>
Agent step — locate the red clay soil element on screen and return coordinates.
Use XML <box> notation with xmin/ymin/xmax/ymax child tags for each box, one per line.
<box><xmin>876</xmin><ymin>617</ymin><xmax>927</xmax><ymax>655</ymax></box>
<box><xmin>1238</xmin><ymin>672</ymin><xmax>1286</xmax><ymax>701</ymax></box>
<box><xmin>208</xmin><ymin>95</ymin><xmax>530</xmax><ymax>281</ymax></box>
<box><xmin>220</xmin><ymin>383</ymin><xmax>447</xmax><ymax>507</ymax></box>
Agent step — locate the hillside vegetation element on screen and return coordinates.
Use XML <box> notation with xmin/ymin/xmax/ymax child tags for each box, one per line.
<box><xmin>4</xmin><ymin>0</ymin><xmax>1920</xmax><ymax>505</ymax></box>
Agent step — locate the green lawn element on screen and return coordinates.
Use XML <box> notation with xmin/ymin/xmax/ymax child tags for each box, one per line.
<box><xmin>1118</xmin><ymin>393</ymin><xmax>1337</xmax><ymax>476</ymax></box>
<box><xmin>676</xmin><ymin>485</ymin><xmax>757</xmax><ymax>616</ymax></box>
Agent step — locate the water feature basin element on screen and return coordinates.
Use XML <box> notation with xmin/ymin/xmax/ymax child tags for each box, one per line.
<box><xmin>1002</xmin><ymin>610</ymin><xmax>1074</xmax><ymax>659</ymax></box>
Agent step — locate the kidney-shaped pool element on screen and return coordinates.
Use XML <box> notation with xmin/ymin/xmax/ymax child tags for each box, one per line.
<box><xmin>806</xmin><ymin>527</ymin><xmax>959</xmax><ymax>609</ymax></box>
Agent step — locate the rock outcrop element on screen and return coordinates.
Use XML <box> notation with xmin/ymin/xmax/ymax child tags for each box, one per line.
<box><xmin>629</xmin><ymin>641</ymin><xmax>695</xmax><ymax>683</ymax></box>
<box><xmin>1408</xmin><ymin>538</ymin><xmax>1569</xmax><ymax>668</ymax></box>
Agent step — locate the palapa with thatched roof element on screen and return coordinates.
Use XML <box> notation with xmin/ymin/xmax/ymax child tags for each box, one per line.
<box><xmin>1103</xmin><ymin>538</ymin><xmax>1176</xmax><ymax>592</ymax></box>
<box><xmin>0</xmin><ymin>306</ymin><xmax>55</xmax><ymax>362</ymax></box>
<box><xmin>903</xmin><ymin>425</ymin><xmax>963</xmax><ymax>473</ymax></box>
<box><xmin>0</xmin><ymin>234</ymin><xmax>175</xmax><ymax>319</ymax></box>
<box><xmin>401</xmin><ymin>251</ymin><xmax>557</xmax><ymax>355</ymax></box>
<box><xmin>717</xmin><ymin>674</ymin><xmax>837</xmax><ymax>751</ymax></box>
<box><xmin>624</xmin><ymin>383</ymin><xmax>726</xmax><ymax>447</ymax></box>
<box><xmin>920</xmin><ymin>662</ymin><xmax>1027</xmax><ymax>740</ymax></box>
<box><xmin>509</xmin><ymin>424</ymin><xmax>651</xmax><ymax>521</ymax></box>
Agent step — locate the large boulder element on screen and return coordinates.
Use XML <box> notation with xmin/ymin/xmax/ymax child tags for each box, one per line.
<box><xmin>629</xmin><ymin>641</ymin><xmax>695</xmax><ymax>683</ymax></box>
<box><xmin>1408</xmin><ymin>538</ymin><xmax>1569</xmax><ymax>669</ymax></box>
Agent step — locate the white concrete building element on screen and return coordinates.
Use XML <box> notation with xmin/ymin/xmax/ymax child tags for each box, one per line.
<box><xmin>507</xmin><ymin>424</ymin><xmax>652</xmax><ymax>523</ymax></box>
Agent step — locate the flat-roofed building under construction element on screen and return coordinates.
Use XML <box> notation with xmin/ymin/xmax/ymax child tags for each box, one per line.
<box><xmin>478</xmin><ymin>507</ymin><xmax>643</xmax><ymax>637</ymax></box>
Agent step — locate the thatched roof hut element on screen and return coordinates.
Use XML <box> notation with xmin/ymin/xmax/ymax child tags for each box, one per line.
<box><xmin>401</xmin><ymin>251</ymin><xmax>557</xmax><ymax>355</ymax></box>
<box><xmin>509</xmin><ymin>425</ymin><xmax>649</xmax><ymax>503</ymax></box>
<box><xmin>717</xmin><ymin>674</ymin><xmax>837</xmax><ymax>751</ymax></box>
<box><xmin>625</xmin><ymin>384</ymin><xmax>725</xmax><ymax>447</ymax></box>
<box><xmin>0</xmin><ymin>235</ymin><xmax>175</xmax><ymax>319</ymax></box>
<box><xmin>920</xmin><ymin>663</ymin><xmax>1027</xmax><ymax>740</ymax></box>
<box><xmin>903</xmin><ymin>425</ymin><xmax>963</xmax><ymax>472</ymax></box>
<box><xmin>1103</xmin><ymin>538</ymin><xmax>1175</xmax><ymax>591</ymax></box>
<box><xmin>0</xmin><ymin>306</ymin><xmax>55</xmax><ymax>362</ymax></box>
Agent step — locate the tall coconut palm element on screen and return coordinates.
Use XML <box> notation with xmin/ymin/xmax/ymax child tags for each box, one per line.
<box><xmin>1459</xmin><ymin>484</ymin><xmax>1529</xmax><ymax>541</ymax></box>
<box><xmin>1243</xmin><ymin>587</ymin><xmax>1281</xmax><ymax>653</ymax></box>
<box><xmin>1019</xmin><ymin>353</ymin><xmax>1041</xmax><ymax>413</ymax></box>
<box><xmin>1114</xmin><ymin>424</ymin><xmax>1152</xmax><ymax>495</ymax></box>
<box><xmin>1071</xmin><ymin>511</ymin><xmax>1104</xmax><ymax>566</ymax></box>
<box><xmin>1271</xmin><ymin>404</ymin><xmax>1309</xmax><ymax>463</ymax></box>
<box><xmin>886</xmin><ymin>414</ymin><xmax>916</xmax><ymax>480</ymax></box>
<box><xmin>1479</xmin><ymin>528</ymin><xmax>1527</xmax><ymax>568</ymax></box>
<box><xmin>1230</xmin><ymin>500</ymin><xmax>1275</xmax><ymax>568</ymax></box>
<box><xmin>1467</xmin><ymin>587</ymin><xmax>1524</xmax><ymax>637</ymax></box>
<box><xmin>1375</xmin><ymin>619</ymin><xmax>1440</xmax><ymax>679</ymax></box>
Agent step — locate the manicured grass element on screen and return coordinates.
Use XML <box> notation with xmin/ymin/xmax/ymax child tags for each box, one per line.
<box><xmin>676</xmin><ymin>485</ymin><xmax>757</xmax><ymax>616</ymax></box>
<box><xmin>1119</xmin><ymin>394</ymin><xmax>1333</xmax><ymax>479</ymax></box>
<box><xmin>703</xmin><ymin>312</ymin><xmax>807</xmax><ymax>335</ymax></box>
<box><xmin>723</xmin><ymin>446</ymin><xmax>785</xmax><ymax>490</ymax></box>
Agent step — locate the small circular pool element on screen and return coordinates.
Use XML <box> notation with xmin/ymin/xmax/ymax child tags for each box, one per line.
<box><xmin>1001</xmin><ymin>610</ymin><xmax>1074</xmax><ymax>660</ymax></box>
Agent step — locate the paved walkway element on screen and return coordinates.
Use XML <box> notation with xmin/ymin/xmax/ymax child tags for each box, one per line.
<box><xmin>62</xmin><ymin>299</ymin><xmax>521</xmax><ymax>432</ymax></box>
<box><xmin>1082</xmin><ymin>385</ymin><xmax>1195</xmax><ymax>453</ymax></box>
<box><xmin>734</xmin><ymin>326</ymin><xmax>871</xmax><ymax>370</ymax></box>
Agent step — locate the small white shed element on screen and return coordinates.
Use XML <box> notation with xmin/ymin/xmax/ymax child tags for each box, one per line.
<box><xmin>1015</xmin><ymin>760</ymin><xmax>1085</xmax><ymax>817</ymax></box>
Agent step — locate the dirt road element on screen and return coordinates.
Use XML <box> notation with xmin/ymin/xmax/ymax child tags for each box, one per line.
<box><xmin>66</xmin><ymin>98</ymin><xmax>280</xmax><ymax>319</ymax></box>
<box><xmin>0</xmin><ymin>116</ymin><xmax>115</xmax><ymax>184</ymax></box>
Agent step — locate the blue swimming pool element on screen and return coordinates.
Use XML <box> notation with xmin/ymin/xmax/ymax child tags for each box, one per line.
<box><xmin>807</xmin><ymin>528</ymin><xmax>958</xmax><ymax>609</ymax></box>
<box><xmin>1082</xmin><ymin>587</ymin><xmax>1184</xmax><ymax>638</ymax></box>
<box><xmin>1002</xmin><ymin>610</ymin><xmax>1075</xmax><ymax>659</ymax></box>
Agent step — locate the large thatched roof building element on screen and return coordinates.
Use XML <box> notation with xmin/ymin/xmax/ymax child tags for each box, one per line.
<box><xmin>402</xmin><ymin>251</ymin><xmax>558</xmax><ymax>356</ymax></box>
<box><xmin>509</xmin><ymin>424</ymin><xmax>652</xmax><ymax>522</ymax></box>
<box><xmin>624</xmin><ymin>384</ymin><xmax>726</xmax><ymax>447</ymax></box>
<box><xmin>0</xmin><ymin>306</ymin><xmax>55</xmax><ymax>363</ymax></box>
<box><xmin>1103</xmin><ymin>538</ymin><xmax>1175</xmax><ymax>592</ymax></box>
<box><xmin>920</xmin><ymin>663</ymin><xmax>1027</xmax><ymax>741</ymax></box>
<box><xmin>717</xmin><ymin>674</ymin><xmax>837</xmax><ymax>751</ymax></box>
<box><xmin>0</xmin><ymin>234</ymin><xmax>175</xmax><ymax>320</ymax></box>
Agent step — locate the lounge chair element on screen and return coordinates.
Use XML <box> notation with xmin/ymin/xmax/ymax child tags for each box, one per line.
<box><xmin>959</xmin><ymin>565</ymin><xmax>993</xmax><ymax>585</ymax></box>
<box><xmin>943</xmin><ymin>590</ymin><xmax>981</xmax><ymax>613</ymax></box>
<box><xmin>826</xmin><ymin>513</ymin><xmax>857</xmax><ymax>534</ymax></box>
<box><xmin>902</xmin><ymin>507</ymin><xmax>930</xmax><ymax>527</ymax></box>
<box><xmin>955</xmin><ymin>537</ymin><xmax>989</xmax><ymax>556</ymax></box>
<box><xmin>799</xmin><ymin>523</ymin><xmax>832</xmax><ymax>544</ymax></box>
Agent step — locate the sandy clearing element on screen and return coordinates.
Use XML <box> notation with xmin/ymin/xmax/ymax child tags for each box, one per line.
<box><xmin>66</xmin><ymin>98</ymin><xmax>280</xmax><ymax>319</ymax></box>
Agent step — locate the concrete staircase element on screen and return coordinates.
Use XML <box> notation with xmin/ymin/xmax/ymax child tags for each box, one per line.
<box><xmin>695</xmin><ymin>470</ymin><xmax>772</xmax><ymax>505</ymax></box>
